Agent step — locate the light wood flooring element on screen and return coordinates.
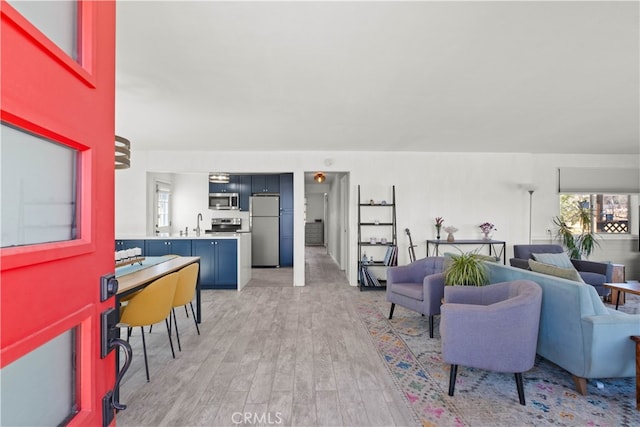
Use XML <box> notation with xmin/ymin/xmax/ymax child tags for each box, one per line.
<box><xmin>117</xmin><ymin>246</ymin><xmax>416</xmax><ymax>426</ymax></box>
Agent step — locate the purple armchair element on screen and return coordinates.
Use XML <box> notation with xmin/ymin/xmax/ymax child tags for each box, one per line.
<box><xmin>509</xmin><ymin>244</ymin><xmax>613</xmax><ymax>297</ymax></box>
<box><xmin>441</xmin><ymin>280</ymin><xmax>542</xmax><ymax>405</ymax></box>
<box><xmin>386</xmin><ymin>256</ymin><xmax>446</xmax><ymax>338</ymax></box>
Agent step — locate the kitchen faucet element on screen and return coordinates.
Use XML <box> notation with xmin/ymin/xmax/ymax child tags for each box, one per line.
<box><xmin>194</xmin><ymin>213</ymin><xmax>203</xmax><ymax>237</ymax></box>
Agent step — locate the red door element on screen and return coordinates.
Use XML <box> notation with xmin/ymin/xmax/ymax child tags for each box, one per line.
<box><xmin>1</xmin><ymin>1</ymin><xmax>117</xmax><ymax>425</ymax></box>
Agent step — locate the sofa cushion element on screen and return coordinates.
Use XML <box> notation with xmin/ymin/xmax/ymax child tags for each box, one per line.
<box><xmin>532</xmin><ymin>252</ymin><xmax>573</xmax><ymax>269</ymax></box>
<box><xmin>390</xmin><ymin>282</ymin><xmax>423</xmax><ymax>300</ymax></box>
<box><xmin>528</xmin><ymin>259</ymin><xmax>585</xmax><ymax>283</ymax></box>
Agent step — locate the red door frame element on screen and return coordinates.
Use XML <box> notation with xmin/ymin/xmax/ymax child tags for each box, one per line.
<box><xmin>1</xmin><ymin>1</ymin><xmax>116</xmax><ymax>425</ymax></box>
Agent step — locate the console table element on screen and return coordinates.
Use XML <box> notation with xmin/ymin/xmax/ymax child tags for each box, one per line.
<box><xmin>426</xmin><ymin>239</ymin><xmax>506</xmax><ymax>264</ymax></box>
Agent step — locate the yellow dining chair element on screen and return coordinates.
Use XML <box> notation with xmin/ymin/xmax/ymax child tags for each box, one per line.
<box><xmin>171</xmin><ymin>263</ymin><xmax>200</xmax><ymax>352</ymax></box>
<box><xmin>119</xmin><ymin>272</ymin><xmax>178</xmax><ymax>382</ymax></box>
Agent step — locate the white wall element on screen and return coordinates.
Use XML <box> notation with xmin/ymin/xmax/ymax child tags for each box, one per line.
<box><xmin>305</xmin><ymin>194</ymin><xmax>324</xmax><ymax>223</ymax></box>
<box><xmin>115</xmin><ymin>150</ymin><xmax>640</xmax><ymax>284</ymax></box>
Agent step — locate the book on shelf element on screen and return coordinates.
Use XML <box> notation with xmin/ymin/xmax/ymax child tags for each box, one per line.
<box><xmin>359</xmin><ymin>265</ymin><xmax>382</xmax><ymax>287</ymax></box>
<box><xmin>383</xmin><ymin>245</ymin><xmax>398</xmax><ymax>266</ymax></box>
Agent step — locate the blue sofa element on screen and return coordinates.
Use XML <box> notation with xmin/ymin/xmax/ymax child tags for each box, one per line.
<box><xmin>484</xmin><ymin>262</ymin><xmax>640</xmax><ymax>395</ymax></box>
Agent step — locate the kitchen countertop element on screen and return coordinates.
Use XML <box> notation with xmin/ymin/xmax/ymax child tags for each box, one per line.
<box><xmin>118</xmin><ymin>232</ymin><xmax>250</xmax><ymax>240</ymax></box>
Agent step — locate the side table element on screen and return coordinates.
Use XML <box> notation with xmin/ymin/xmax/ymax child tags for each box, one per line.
<box><xmin>609</xmin><ymin>264</ymin><xmax>626</xmax><ymax>305</ymax></box>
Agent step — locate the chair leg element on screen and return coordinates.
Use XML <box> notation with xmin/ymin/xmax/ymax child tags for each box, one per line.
<box><xmin>428</xmin><ymin>315</ymin><xmax>434</xmax><ymax>338</ymax></box>
<box><xmin>448</xmin><ymin>365</ymin><xmax>458</xmax><ymax>396</ymax></box>
<box><xmin>172</xmin><ymin>308</ymin><xmax>182</xmax><ymax>352</ymax></box>
<box><xmin>515</xmin><ymin>372</ymin><xmax>526</xmax><ymax>405</ymax></box>
<box><xmin>388</xmin><ymin>303</ymin><xmax>395</xmax><ymax>319</ymax></box>
<box><xmin>165</xmin><ymin>318</ymin><xmax>176</xmax><ymax>359</ymax></box>
<box><xmin>189</xmin><ymin>302</ymin><xmax>200</xmax><ymax>335</ymax></box>
<box><xmin>185</xmin><ymin>305</ymin><xmax>189</xmax><ymax>318</ymax></box>
<box><xmin>140</xmin><ymin>326</ymin><xmax>150</xmax><ymax>382</ymax></box>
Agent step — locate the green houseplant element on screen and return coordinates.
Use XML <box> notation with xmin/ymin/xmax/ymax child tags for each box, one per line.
<box><xmin>444</xmin><ymin>252</ymin><xmax>489</xmax><ymax>286</ymax></box>
<box><xmin>553</xmin><ymin>200</ymin><xmax>600</xmax><ymax>260</ymax></box>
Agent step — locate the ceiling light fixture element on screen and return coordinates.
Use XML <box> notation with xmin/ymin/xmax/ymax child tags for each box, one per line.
<box><xmin>314</xmin><ymin>172</ymin><xmax>325</xmax><ymax>183</ymax></box>
<box><xmin>209</xmin><ymin>172</ymin><xmax>230</xmax><ymax>183</ymax></box>
<box><xmin>115</xmin><ymin>135</ymin><xmax>131</xmax><ymax>170</ymax></box>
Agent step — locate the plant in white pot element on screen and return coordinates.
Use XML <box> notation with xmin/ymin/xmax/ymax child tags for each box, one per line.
<box><xmin>444</xmin><ymin>252</ymin><xmax>489</xmax><ymax>286</ymax></box>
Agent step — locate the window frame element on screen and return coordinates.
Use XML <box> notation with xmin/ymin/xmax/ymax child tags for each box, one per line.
<box><xmin>559</xmin><ymin>193</ymin><xmax>631</xmax><ymax>235</ymax></box>
<box><xmin>154</xmin><ymin>181</ymin><xmax>172</xmax><ymax>235</ymax></box>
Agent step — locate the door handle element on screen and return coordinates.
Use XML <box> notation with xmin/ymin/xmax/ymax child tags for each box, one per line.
<box><xmin>101</xmin><ymin>307</ymin><xmax>133</xmax><ymax>424</ymax></box>
<box><xmin>108</xmin><ymin>338</ymin><xmax>132</xmax><ymax>411</ymax></box>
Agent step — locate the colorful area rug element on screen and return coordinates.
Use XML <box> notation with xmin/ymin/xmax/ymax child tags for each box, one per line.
<box><xmin>356</xmin><ymin>292</ymin><xmax>640</xmax><ymax>427</ymax></box>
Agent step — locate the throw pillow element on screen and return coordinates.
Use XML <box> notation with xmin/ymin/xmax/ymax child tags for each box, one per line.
<box><xmin>528</xmin><ymin>259</ymin><xmax>585</xmax><ymax>283</ymax></box>
<box><xmin>531</xmin><ymin>252</ymin><xmax>573</xmax><ymax>269</ymax></box>
<box><xmin>474</xmin><ymin>254</ymin><xmax>501</xmax><ymax>263</ymax></box>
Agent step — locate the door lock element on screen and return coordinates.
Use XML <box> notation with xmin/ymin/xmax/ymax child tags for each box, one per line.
<box><xmin>100</xmin><ymin>273</ymin><xmax>118</xmax><ymax>302</ymax></box>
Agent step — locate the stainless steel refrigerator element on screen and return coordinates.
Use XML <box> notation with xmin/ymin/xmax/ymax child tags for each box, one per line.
<box><xmin>250</xmin><ymin>195</ymin><xmax>280</xmax><ymax>267</ymax></box>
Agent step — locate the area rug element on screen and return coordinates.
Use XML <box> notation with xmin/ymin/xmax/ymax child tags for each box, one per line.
<box><xmin>356</xmin><ymin>292</ymin><xmax>640</xmax><ymax>427</ymax></box>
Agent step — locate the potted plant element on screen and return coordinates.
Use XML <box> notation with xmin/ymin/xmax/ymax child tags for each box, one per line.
<box><xmin>553</xmin><ymin>200</ymin><xmax>599</xmax><ymax>260</ymax></box>
<box><xmin>444</xmin><ymin>252</ymin><xmax>489</xmax><ymax>286</ymax></box>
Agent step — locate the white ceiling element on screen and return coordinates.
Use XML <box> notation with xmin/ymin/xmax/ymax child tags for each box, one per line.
<box><xmin>115</xmin><ymin>1</ymin><xmax>639</xmax><ymax>154</ymax></box>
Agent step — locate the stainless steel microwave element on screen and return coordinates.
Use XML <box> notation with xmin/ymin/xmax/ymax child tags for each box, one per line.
<box><xmin>208</xmin><ymin>193</ymin><xmax>239</xmax><ymax>210</ymax></box>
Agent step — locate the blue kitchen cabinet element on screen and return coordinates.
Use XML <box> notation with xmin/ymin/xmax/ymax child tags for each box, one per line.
<box><xmin>279</xmin><ymin>173</ymin><xmax>293</xmax><ymax>210</ymax></box>
<box><xmin>209</xmin><ymin>181</ymin><xmax>224</xmax><ymax>193</ymax></box>
<box><xmin>279</xmin><ymin>213</ymin><xmax>294</xmax><ymax>267</ymax></box>
<box><xmin>192</xmin><ymin>239</ymin><xmax>238</xmax><ymax>289</ymax></box>
<box><xmin>237</xmin><ymin>175</ymin><xmax>252</xmax><ymax>211</ymax></box>
<box><xmin>279</xmin><ymin>173</ymin><xmax>294</xmax><ymax>266</ymax></box>
<box><xmin>251</xmin><ymin>174</ymin><xmax>280</xmax><ymax>194</ymax></box>
<box><xmin>144</xmin><ymin>239</ymin><xmax>192</xmax><ymax>257</ymax></box>
<box><xmin>115</xmin><ymin>239</ymin><xmax>145</xmax><ymax>253</ymax></box>
<box><xmin>279</xmin><ymin>236</ymin><xmax>293</xmax><ymax>267</ymax></box>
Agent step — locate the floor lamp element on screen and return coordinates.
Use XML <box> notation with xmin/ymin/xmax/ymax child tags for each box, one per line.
<box><xmin>528</xmin><ymin>190</ymin><xmax>534</xmax><ymax>244</ymax></box>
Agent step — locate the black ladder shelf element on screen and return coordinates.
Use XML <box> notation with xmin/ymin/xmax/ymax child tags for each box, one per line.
<box><xmin>357</xmin><ymin>185</ymin><xmax>398</xmax><ymax>291</ymax></box>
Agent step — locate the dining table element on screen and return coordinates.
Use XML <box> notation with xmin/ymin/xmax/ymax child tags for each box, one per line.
<box><xmin>116</xmin><ymin>255</ymin><xmax>202</xmax><ymax>322</ymax></box>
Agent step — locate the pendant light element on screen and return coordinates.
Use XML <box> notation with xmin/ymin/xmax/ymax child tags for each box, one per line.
<box><xmin>115</xmin><ymin>135</ymin><xmax>131</xmax><ymax>170</ymax></box>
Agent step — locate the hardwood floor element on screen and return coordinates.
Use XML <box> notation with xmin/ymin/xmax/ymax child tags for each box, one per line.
<box><xmin>117</xmin><ymin>246</ymin><xmax>416</xmax><ymax>426</ymax></box>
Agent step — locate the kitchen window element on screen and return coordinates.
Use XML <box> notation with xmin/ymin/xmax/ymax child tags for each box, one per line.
<box><xmin>155</xmin><ymin>181</ymin><xmax>171</xmax><ymax>234</ymax></box>
<box><xmin>559</xmin><ymin>194</ymin><xmax>630</xmax><ymax>234</ymax></box>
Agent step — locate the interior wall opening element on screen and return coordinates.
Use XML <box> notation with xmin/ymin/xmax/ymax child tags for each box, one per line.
<box><xmin>304</xmin><ymin>171</ymin><xmax>350</xmax><ymax>285</ymax></box>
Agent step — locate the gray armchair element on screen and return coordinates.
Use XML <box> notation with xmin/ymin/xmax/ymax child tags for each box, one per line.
<box><xmin>441</xmin><ymin>280</ymin><xmax>542</xmax><ymax>405</ymax></box>
<box><xmin>386</xmin><ymin>256</ymin><xmax>446</xmax><ymax>338</ymax></box>
<box><xmin>509</xmin><ymin>244</ymin><xmax>613</xmax><ymax>297</ymax></box>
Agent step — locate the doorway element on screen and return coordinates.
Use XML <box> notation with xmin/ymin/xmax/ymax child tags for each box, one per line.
<box><xmin>304</xmin><ymin>172</ymin><xmax>350</xmax><ymax>284</ymax></box>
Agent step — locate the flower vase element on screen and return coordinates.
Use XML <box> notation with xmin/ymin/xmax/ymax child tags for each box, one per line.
<box><xmin>482</xmin><ymin>231</ymin><xmax>491</xmax><ymax>240</ymax></box>
<box><xmin>447</xmin><ymin>233</ymin><xmax>455</xmax><ymax>242</ymax></box>
<box><xmin>436</xmin><ymin>226</ymin><xmax>441</xmax><ymax>240</ymax></box>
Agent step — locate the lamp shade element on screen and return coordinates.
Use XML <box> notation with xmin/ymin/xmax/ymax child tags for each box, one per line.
<box><xmin>115</xmin><ymin>135</ymin><xmax>130</xmax><ymax>170</ymax></box>
<box><xmin>314</xmin><ymin>172</ymin><xmax>325</xmax><ymax>183</ymax></box>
